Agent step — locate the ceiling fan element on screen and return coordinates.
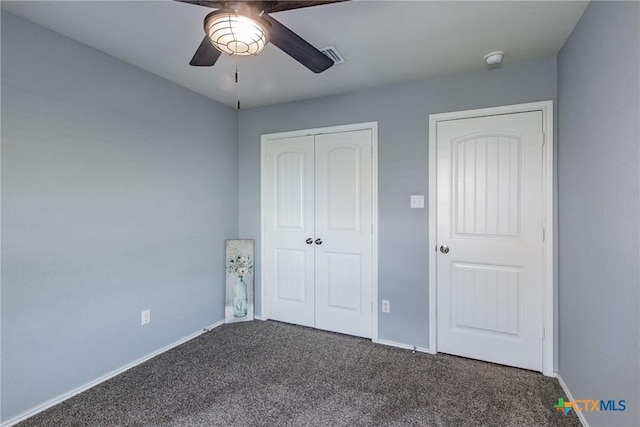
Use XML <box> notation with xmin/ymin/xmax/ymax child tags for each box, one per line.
<box><xmin>177</xmin><ymin>1</ymin><xmax>347</xmax><ymax>73</ymax></box>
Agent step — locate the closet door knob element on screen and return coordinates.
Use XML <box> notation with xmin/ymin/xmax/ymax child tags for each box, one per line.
<box><xmin>315</xmin><ymin>238</ymin><xmax>322</xmax><ymax>245</ymax></box>
<box><xmin>305</xmin><ymin>238</ymin><xmax>313</xmax><ymax>244</ymax></box>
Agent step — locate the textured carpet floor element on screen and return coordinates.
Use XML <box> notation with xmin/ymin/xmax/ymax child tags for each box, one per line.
<box><xmin>20</xmin><ymin>320</ymin><xmax>581</xmax><ymax>426</ymax></box>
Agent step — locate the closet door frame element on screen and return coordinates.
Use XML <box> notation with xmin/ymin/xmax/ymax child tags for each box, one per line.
<box><xmin>260</xmin><ymin>121</ymin><xmax>379</xmax><ymax>342</ymax></box>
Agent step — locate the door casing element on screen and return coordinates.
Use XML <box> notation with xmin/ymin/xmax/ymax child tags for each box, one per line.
<box><xmin>260</xmin><ymin>122</ymin><xmax>379</xmax><ymax>342</ymax></box>
<box><xmin>428</xmin><ymin>101</ymin><xmax>554</xmax><ymax>376</ymax></box>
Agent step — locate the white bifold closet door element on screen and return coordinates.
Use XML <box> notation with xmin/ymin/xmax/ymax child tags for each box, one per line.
<box><xmin>264</xmin><ymin>129</ymin><xmax>373</xmax><ymax>338</ymax></box>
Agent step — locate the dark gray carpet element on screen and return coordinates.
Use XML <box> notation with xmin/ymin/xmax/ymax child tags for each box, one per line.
<box><xmin>20</xmin><ymin>320</ymin><xmax>581</xmax><ymax>426</ymax></box>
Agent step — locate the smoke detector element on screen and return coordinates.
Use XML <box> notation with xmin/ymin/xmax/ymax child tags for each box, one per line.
<box><xmin>484</xmin><ymin>50</ymin><xmax>505</xmax><ymax>66</ymax></box>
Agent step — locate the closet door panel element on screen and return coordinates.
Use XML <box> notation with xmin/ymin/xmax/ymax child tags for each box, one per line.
<box><xmin>314</xmin><ymin>130</ymin><xmax>373</xmax><ymax>338</ymax></box>
<box><xmin>264</xmin><ymin>136</ymin><xmax>315</xmax><ymax>327</ymax></box>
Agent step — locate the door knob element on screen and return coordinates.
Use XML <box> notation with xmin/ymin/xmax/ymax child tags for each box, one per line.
<box><xmin>440</xmin><ymin>245</ymin><xmax>449</xmax><ymax>254</ymax></box>
<box><xmin>315</xmin><ymin>238</ymin><xmax>322</xmax><ymax>245</ymax></box>
<box><xmin>306</xmin><ymin>238</ymin><xmax>313</xmax><ymax>244</ymax></box>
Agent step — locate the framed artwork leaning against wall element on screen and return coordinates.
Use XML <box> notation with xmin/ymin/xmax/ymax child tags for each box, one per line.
<box><xmin>225</xmin><ymin>239</ymin><xmax>255</xmax><ymax>323</ymax></box>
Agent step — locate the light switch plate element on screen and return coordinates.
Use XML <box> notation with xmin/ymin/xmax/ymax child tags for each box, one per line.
<box><xmin>410</xmin><ymin>195</ymin><xmax>424</xmax><ymax>209</ymax></box>
<box><xmin>141</xmin><ymin>309</ymin><xmax>150</xmax><ymax>325</ymax></box>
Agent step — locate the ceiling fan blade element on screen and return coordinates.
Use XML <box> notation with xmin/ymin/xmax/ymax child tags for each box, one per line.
<box><xmin>261</xmin><ymin>0</ymin><xmax>349</xmax><ymax>14</ymax></box>
<box><xmin>174</xmin><ymin>0</ymin><xmax>222</xmax><ymax>8</ymax></box>
<box><xmin>190</xmin><ymin>36</ymin><xmax>222</xmax><ymax>66</ymax></box>
<box><xmin>262</xmin><ymin>14</ymin><xmax>334</xmax><ymax>73</ymax></box>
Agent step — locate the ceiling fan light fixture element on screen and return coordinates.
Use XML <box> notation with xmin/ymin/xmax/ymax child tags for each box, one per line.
<box><xmin>204</xmin><ymin>9</ymin><xmax>270</xmax><ymax>56</ymax></box>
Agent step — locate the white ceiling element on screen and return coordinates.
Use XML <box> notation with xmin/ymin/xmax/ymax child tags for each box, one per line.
<box><xmin>2</xmin><ymin>0</ymin><xmax>588</xmax><ymax>109</ymax></box>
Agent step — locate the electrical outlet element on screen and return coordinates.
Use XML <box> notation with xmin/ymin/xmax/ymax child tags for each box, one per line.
<box><xmin>381</xmin><ymin>300</ymin><xmax>390</xmax><ymax>313</ymax></box>
<box><xmin>141</xmin><ymin>309</ymin><xmax>150</xmax><ymax>325</ymax></box>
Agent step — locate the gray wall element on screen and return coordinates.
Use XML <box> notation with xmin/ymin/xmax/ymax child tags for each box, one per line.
<box><xmin>239</xmin><ymin>57</ymin><xmax>558</xmax><ymax>348</ymax></box>
<box><xmin>1</xmin><ymin>12</ymin><xmax>238</xmax><ymax>422</ymax></box>
<box><xmin>557</xmin><ymin>2</ymin><xmax>640</xmax><ymax>426</ymax></box>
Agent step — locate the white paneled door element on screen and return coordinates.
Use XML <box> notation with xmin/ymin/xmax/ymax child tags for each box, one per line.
<box><xmin>436</xmin><ymin>111</ymin><xmax>544</xmax><ymax>371</ymax></box>
<box><xmin>315</xmin><ymin>131</ymin><xmax>373</xmax><ymax>337</ymax></box>
<box><xmin>264</xmin><ymin>128</ymin><xmax>374</xmax><ymax>338</ymax></box>
<box><xmin>264</xmin><ymin>135</ymin><xmax>316</xmax><ymax>327</ymax></box>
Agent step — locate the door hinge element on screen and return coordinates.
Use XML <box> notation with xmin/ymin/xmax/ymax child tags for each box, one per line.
<box><xmin>542</xmin><ymin>228</ymin><xmax>546</xmax><ymax>242</ymax></box>
<box><xmin>542</xmin><ymin>133</ymin><xmax>546</xmax><ymax>147</ymax></box>
<box><xmin>541</xmin><ymin>325</ymin><xmax>546</xmax><ymax>340</ymax></box>
<box><xmin>371</xmin><ymin>224</ymin><xmax>374</xmax><ymax>235</ymax></box>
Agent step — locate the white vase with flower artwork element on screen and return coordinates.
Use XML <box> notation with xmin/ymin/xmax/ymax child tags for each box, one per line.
<box><xmin>225</xmin><ymin>240</ymin><xmax>254</xmax><ymax>323</ymax></box>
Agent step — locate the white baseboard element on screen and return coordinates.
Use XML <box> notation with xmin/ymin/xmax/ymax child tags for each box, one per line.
<box><xmin>1</xmin><ymin>320</ymin><xmax>225</xmax><ymax>427</ymax></box>
<box><xmin>556</xmin><ymin>374</ymin><xmax>589</xmax><ymax>427</ymax></box>
<box><xmin>202</xmin><ymin>320</ymin><xmax>225</xmax><ymax>331</ymax></box>
<box><xmin>375</xmin><ymin>338</ymin><xmax>434</xmax><ymax>354</ymax></box>
<box><xmin>254</xmin><ymin>315</ymin><xmax>267</xmax><ymax>321</ymax></box>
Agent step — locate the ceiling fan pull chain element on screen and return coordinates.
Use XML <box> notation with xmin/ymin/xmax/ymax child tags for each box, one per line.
<box><xmin>235</xmin><ymin>57</ymin><xmax>240</xmax><ymax>110</ymax></box>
